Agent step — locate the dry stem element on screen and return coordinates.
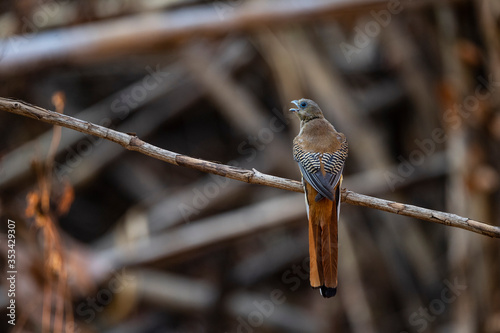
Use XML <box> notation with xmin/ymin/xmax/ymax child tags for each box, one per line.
<box><xmin>1</xmin><ymin>97</ymin><xmax>499</xmax><ymax>238</ymax></box>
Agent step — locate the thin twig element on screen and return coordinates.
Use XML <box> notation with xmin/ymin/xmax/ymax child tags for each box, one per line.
<box><xmin>1</xmin><ymin>97</ymin><xmax>499</xmax><ymax>238</ymax></box>
<box><xmin>342</xmin><ymin>191</ymin><xmax>500</xmax><ymax>237</ymax></box>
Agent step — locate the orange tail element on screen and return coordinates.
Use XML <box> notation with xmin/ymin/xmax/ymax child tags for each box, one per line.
<box><xmin>306</xmin><ymin>182</ymin><xmax>339</xmax><ymax>298</ymax></box>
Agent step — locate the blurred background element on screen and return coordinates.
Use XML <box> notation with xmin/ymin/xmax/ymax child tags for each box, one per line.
<box><xmin>1</xmin><ymin>0</ymin><xmax>500</xmax><ymax>332</ymax></box>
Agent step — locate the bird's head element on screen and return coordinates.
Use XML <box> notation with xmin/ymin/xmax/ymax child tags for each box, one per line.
<box><xmin>289</xmin><ymin>98</ymin><xmax>324</xmax><ymax>122</ymax></box>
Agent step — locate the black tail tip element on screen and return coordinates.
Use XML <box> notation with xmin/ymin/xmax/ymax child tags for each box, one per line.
<box><xmin>319</xmin><ymin>286</ymin><xmax>337</xmax><ymax>298</ymax></box>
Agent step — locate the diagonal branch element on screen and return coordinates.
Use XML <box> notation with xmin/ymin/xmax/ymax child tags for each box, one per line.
<box><xmin>1</xmin><ymin>97</ymin><xmax>499</xmax><ymax>238</ymax></box>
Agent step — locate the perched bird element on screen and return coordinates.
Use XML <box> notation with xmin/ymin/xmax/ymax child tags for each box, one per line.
<box><xmin>290</xmin><ymin>98</ymin><xmax>348</xmax><ymax>298</ymax></box>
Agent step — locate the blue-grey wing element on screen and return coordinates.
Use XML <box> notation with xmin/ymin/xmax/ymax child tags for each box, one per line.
<box><xmin>293</xmin><ymin>142</ymin><xmax>347</xmax><ymax>202</ymax></box>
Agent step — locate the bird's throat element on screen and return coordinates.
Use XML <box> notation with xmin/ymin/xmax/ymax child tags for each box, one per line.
<box><xmin>301</xmin><ymin>116</ymin><xmax>320</xmax><ymax>126</ymax></box>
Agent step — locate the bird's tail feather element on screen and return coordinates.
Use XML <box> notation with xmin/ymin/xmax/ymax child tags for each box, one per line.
<box><xmin>306</xmin><ymin>182</ymin><xmax>338</xmax><ymax>298</ymax></box>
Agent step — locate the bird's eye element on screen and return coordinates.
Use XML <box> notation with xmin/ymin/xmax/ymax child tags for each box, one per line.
<box><xmin>300</xmin><ymin>101</ymin><xmax>307</xmax><ymax>108</ymax></box>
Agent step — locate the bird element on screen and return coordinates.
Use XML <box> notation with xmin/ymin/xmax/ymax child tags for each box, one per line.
<box><xmin>290</xmin><ymin>98</ymin><xmax>348</xmax><ymax>298</ymax></box>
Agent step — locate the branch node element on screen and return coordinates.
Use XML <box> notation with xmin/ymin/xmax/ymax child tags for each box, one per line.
<box><xmin>251</xmin><ymin>168</ymin><xmax>263</xmax><ymax>180</ymax></box>
<box><xmin>388</xmin><ymin>202</ymin><xmax>405</xmax><ymax>212</ymax></box>
<box><xmin>129</xmin><ymin>135</ymin><xmax>142</xmax><ymax>147</ymax></box>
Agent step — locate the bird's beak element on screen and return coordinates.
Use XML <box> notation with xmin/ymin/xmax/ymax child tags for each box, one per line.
<box><xmin>289</xmin><ymin>100</ymin><xmax>300</xmax><ymax>112</ymax></box>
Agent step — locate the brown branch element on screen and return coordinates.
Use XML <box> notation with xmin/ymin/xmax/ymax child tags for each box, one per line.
<box><xmin>1</xmin><ymin>97</ymin><xmax>499</xmax><ymax>238</ymax></box>
<box><xmin>342</xmin><ymin>191</ymin><xmax>500</xmax><ymax>238</ymax></box>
